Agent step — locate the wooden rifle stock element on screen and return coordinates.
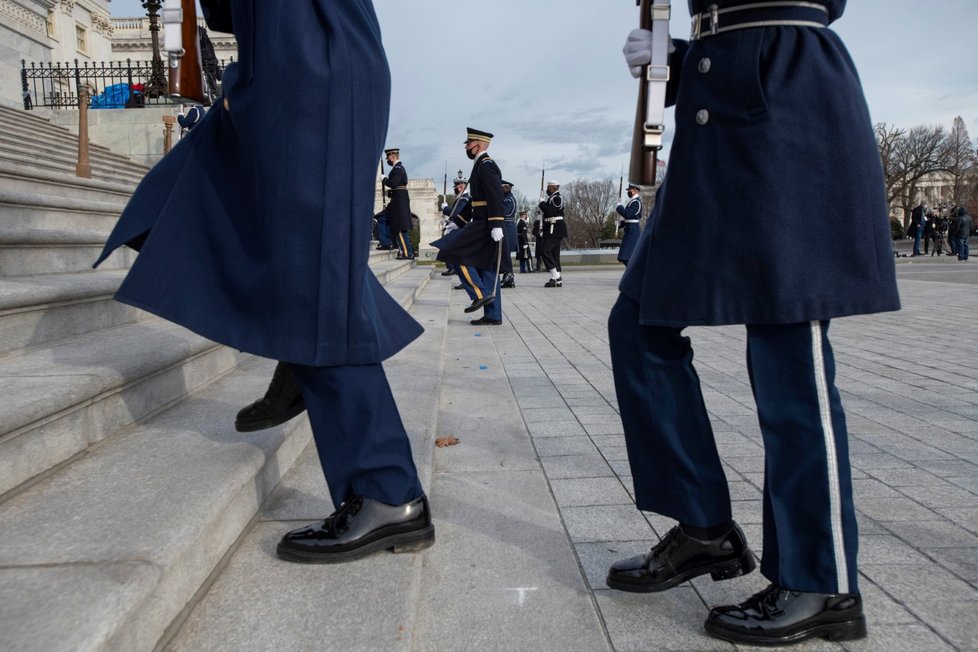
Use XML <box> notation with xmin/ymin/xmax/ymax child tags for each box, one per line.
<box><xmin>628</xmin><ymin>0</ymin><xmax>658</xmax><ymax>186</ymax></box>
<box><xmin>168</xmin><ymin>0</ymin><xmax>207</xmax><ymax>104</ymax></box>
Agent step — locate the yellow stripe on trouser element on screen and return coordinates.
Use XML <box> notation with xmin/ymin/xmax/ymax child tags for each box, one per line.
<box><xmin>398</xmin><ymin>232</ymin><xmax>408</xmax><ymax>255</ymax></box>
<box><xmin>459</xmin><ymin>265</ymin><xmax>483</xmax><ymax>299</ymax></box>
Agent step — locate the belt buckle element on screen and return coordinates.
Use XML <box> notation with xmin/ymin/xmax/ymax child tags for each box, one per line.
<box><xmin>691</xmin><ymin>4</ymin><xmax>719</xmax><ymax>40</ymax></box>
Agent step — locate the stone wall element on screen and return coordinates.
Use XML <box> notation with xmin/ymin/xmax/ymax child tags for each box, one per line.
<box><xmin>34</xmin><ymin>104</ymin><xmax>181</xmax><ymax>167</ymax></box>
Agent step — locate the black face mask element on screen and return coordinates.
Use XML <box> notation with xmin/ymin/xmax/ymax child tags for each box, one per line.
<box><xmin>465</xmin><ymin>147</ymin><xmax>477</xmax><ymax>160</ymax></box>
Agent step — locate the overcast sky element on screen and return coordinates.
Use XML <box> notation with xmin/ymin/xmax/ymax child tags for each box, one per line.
<box><xmin>111</xmin><ymin>0</ymin><xmax>978</xmax><ymax>196</ymax></box>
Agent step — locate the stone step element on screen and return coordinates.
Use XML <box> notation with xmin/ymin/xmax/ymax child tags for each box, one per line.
<box><xmin>0</xmin><ymin>267</ymin><xmax>439</xmax><ymax>652</ymax></box>
<box><xmin>0</xmin><ymin>317</ymin><xmax>246</xmax><ymax>499</ymax></box>
<box><xmin>0</xmin><ymin>270</ymin><xmax>139</xmax><ymax>357</ymax></box>
<box><xmin>0</xmin><ymin>188</ymin><xmax>125</xmax><ymax>240</ymax></box>
<box><xmin>0</xmin><ymin>160</ymin><xmax>136</xmax><ymax>203</ymax></box>
<box><xmin>0</xmin><ymin>243</ymin><xmax>133</xmax><ymax>277</ymax></box>
<box><xmin>0</xmin><ymin>114</ymin><xmax>146</xmax><ymax>168</ymax></box>
<box><xmin>0</xmin><ymin>260</ymin><xmax>429</xmax><ymax>499</ymax></box>
<box><xmin>0</xmin><ymin>149</ymin><xmax>144</xmax><ymax>188</ymax></box>
<box><xmin>0</xmin><ymin>140</ymin><xmax>147</xmax><ymax>186</ymax></box>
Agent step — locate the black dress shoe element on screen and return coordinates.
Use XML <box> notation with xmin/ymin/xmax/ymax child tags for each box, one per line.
<box><xmin>453</xmin><ymin>284</ymin><xmax>464</xmax><ymax>290</ymax></box>
<box><xmin>705</xmin><ymin>583</ymin><xmax>867</xmax><ymax>645</ymax></box>
<box><xmin>235</xmin><ymin>361</ymin><xmax>306</xmax><ymax>432</ymax></box>
<box><xmin>464</xmin><ymin>296</ymin><xmax>494</xmax><ymax>313</ymax></box>
<box><xmin>440</xmin><ymin>269</ymin><xmax>455</xmax><ymax>276</ymax></box>
<box><xmin>606</xmin><ymin>522</ymin><xmax>755</xmax><ymax>593</ymax></box>
<box><xmin>375</xmin><ymin>244</ymin><xmax>393</xmax><ymax>250</ymax></box>
<box><xmin>277</xmin><ymin>494</ymin><xmax>435</xmax><ymax>564</ymax></box>
<box><xmin>470</xmin><ymin>316</ymin><xmax>502</xmax><ymax>325</ymax></box>
<box><xmin>544</xmin><ymin>277</ymin><xmax>562</xmax><ymax>288</ymax></box>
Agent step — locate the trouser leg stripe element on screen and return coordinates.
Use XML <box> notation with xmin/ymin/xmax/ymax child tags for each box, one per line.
<box><xmin>460</xmin><ymin>266</ymin><xmax>483</xmax><ymax>299</ymax></box>
<box><xmin>810</xmin><ymin>320</ymin><xmax>848</xmax><ymax>593</ymax></box>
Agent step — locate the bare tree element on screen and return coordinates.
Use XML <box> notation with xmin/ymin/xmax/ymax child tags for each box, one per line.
<box><xmin>876</xmin><ymin>123</ymin><xmax>950</xmax><ymax>228</ymax></box>
<box><xmin>946</xmin><ymin>116</ymin><xmax>978</xmax><ymax>208</ymax></box>
<box><xmin>563</xmin><ymin>178</ymin><xmax>618</xmax><ymax>249</ymax></box>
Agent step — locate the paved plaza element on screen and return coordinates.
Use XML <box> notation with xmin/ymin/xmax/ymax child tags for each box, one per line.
<box><xmin>170</xmin><ymin>258</ymin><xmax>977</xmax><ymax>652</ymax></box>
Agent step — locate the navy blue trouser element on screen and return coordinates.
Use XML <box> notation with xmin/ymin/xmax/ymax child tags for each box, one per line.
<box><xmin>376</xmin><ymin>214</ymin><xmax>392</xmax><ymax>247</ymax></box>
<box><xmin>456</xmin><ymin>264</ymin><xmax>502</xmax><ymax>321</ymax></box>
<box><xmin>609</xmin><ymin>294</ymin><xmax>859</xmax><ymax>594</ymax></box>
<box><xmin>290</xmin><ymin>363</ymin><xmax>423</xmax><ymax>510</ymax></box>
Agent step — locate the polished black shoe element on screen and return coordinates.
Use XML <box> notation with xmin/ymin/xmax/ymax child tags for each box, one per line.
<box><xmin>470</xmin><ymin>316</ymin><xmax>502</xmax><ymax>325</ymax></box>
<box><xmin>464</xmin><ymin>296</ymin><xmax>494</xmax><ymax>313</ymax></box>
<box><xmin>375</xmin><ymin>244</ymin><xmax>393</xmax><ymax>250</ymax></box>
<box><xmin>277</xmin><ymin>494</ymin><xmax>435</xmax><ymax>564</ymax></box>
<box><xmin>606</xmin><ymin>523</ymin><xmax>755</xmax><ymax>593</ymax></box>
<box><xmin>705</xmin><ymin>583</ymin><xmax>867</xmax><ymax>645</ymax></box>
<box><xmin>544</xmin><ymin>277</ymin><xmax>562</xmax><ymax>288</ymax></box>
<box><xmin>395</xmin><ymin>254</ymin><xmax>414</xmax><ymax>260</ymax></box>
<box><xmin>500</xmin><ymin>274</ymin><xmax>516</xmax><ymax>289</ymax></box>
<box><xmin>440</xmin><ymin>269</ymin><xmax>455</xmax><ymax>276</ymax></box>
<box><xmin>453</xmin><ymin>284</ymin><xmax>464</xmax><ymax>290</ymax></box>
<box><xmin>235</xmin><ymin>361</ymin><xmax>306</xmax><ymax>432</ymax></box>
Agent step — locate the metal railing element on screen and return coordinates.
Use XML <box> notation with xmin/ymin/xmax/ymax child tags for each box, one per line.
<box><xmin>20</xmin><ymin>58</ymin><xmax>232</xmax><ymax>110</ymax></box>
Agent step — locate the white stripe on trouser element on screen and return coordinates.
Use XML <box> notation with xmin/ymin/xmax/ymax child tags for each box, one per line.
<box><xmin>810</xmin><ymin>320</ymin><xmax>848</xmax><ymax>593</ymax></box>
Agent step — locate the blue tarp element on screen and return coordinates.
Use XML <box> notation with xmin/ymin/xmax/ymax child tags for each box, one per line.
<box><xmin>90</xmin><ymin>83</ymin><xmax>130</xmax><ymax>109</ymax></box>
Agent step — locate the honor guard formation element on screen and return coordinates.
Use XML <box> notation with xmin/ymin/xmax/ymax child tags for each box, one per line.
<box><xmin>81</xmin><ymin>0</ymin><xmax>924</xmax><ymax>647</ymax></box>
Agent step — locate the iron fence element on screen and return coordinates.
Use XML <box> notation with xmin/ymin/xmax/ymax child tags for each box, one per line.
<box><xmin>20</xmin><ymin>58</ymin><xmax>231</xmax><ymax>110</ymax></box>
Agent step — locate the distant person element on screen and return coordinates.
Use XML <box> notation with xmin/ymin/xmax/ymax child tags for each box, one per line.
<box><xmin>382</xmin><ymin>148</ymin><xmax>414</xmax><ymax>260</ymax></box>
<box><xmin>954</xmin><ymin>206</ymin><xmax>972</xmax><ymax>260</ymax></box>
<box><xmin>177</xmin><ymin>104</ymin><xmax>205</xmax><ymax>136</ymax></box>
<box><xmin>516</xmin><ymin>210</ymin><xmax>533</xmax><ymax>273</ymax></box>
<box><xmin>906</xmin><ymin>202</ymin><xmax>926</xmax><ymax>256</ymax></box>
<box><xmin>500</xmin><ymin>181</ymin><xmax>518</xmax><ymax>288</ymax></box>
<box><xmin>615</xmin><ymin>183</ymin><xmax>643</xmax><ymax>265</ymax></box>
<box><xmin>538</xmin><ymin>180</ymin><xmax>567</xmax><ymax>287</ymax></box>
<box><xmin>606</xmin><ymin>1</ymin><xmax>899</xmax><ymax>646</ymax></box>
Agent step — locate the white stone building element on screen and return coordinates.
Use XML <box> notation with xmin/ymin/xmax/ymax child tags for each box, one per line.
<box><xmin>1</xmin><ymin>0</ymin><xmax>112</xmax><ymax>107</ymax></box>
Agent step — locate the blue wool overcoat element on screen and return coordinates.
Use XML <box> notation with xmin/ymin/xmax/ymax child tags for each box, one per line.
<box><xmin>620</xmin><ymin>0</ymin><xmax>900</xmax><ymax>325</ymax></box>
<box><xmin>94</xmin><ymin>0</ymin><xmax>422</xmax><ymax>366</ymax></box>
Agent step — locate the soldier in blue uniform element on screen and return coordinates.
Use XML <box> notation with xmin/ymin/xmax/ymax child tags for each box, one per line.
<box><xmin>438</xmin><ymin>176</ymin><xmax>470</xmax><ymax>277</ymax></box>
<box><xmin>516</xmin><ymin>210</ymin><xmax>533</xmax><ymax>273</ymax></box>
<box><xmin>605</xmin><ymin>0</ymin><xmax>899</xmax><ymax>645</ymax></box>
<box><xmin>382</xmin><ymin>148</ymin><xmax>414</xmax><ymax>260</ymax></box>
<box><xmin>538</xmin><ymin>181</ymin><xmax>567</xmax><ymax>287</ymax></box>
<box><xmin>431</xmin><ymin>128</ymin><xmax>506</xmax><ymax>326</ymax></box>
<box><xmin>94</xmin><ymin>0</ymin><xmax>434</xmax><ymax>563</ymax></box>
<box><xmin>500</xmin><ymin>181</ymin><xmax>518</xmax><ymax>288</ymax></box>
<box><xmin>615</xmin><ymin>183</ymin><xmax>642</xmax><ymax>265</ymax></box>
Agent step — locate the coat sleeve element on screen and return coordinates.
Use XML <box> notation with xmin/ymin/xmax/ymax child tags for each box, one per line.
<box><xmin>200</xmin><ymin>0</ymin><xmax>233</xmax><ymax>33</ymax></box>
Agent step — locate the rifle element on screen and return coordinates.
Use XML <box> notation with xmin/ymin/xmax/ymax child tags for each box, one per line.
<box><xmin>163</xmin><ymin>0</ymin><xmax>208</xmax><ymax>104</ymax></box>
<box><xmin>443</xmin><ymin>162</ymin><xmax>448</xmax><ymax>200</ymax></box>
<box><xmin>379</xmin><ymin>158</ymin><xmax>387</xmax><ymax>209</ymax></box>
<box><xmin>616</xmin><ymin>164</ymin><xmax>624</xmax><ymax>238</ymax></box>
<box><xmin>628</xmin><ymin>0</ymin><xmax>671</xmax><ymax>186</ymax></box>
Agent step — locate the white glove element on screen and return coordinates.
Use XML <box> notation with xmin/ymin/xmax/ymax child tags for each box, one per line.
<box><xmin>491</xmin><ymin>227</ymin><xmax>504</xmax><ymax>242</ymax></box>
<box><xmin>616</xmin><ymin>203</ymin><xmax>624</xmax><ymax>210</ymax></box>
<box><xmin>444</xmin><ymin>222</ymin><xmax>458</xmax><ymax>233</ymax></box>
<box><xmin>623</xmin><ymin>28</ymin><xmax>675</xmax><ymax>79</ymax></box>
<box><xmin>540</xmin><ymin>192</ymin><xmax>548</xmax><ymax>202</ymax></box>
<box><xmin>440</xmin><ymin>202</ymin><xmax>448</xmax><ymax>210</ymax></box>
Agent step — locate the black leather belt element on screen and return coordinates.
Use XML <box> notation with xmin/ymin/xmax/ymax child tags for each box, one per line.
<box><xmin>691</xmin><ymin>2</ymin><xmax>829</xmax><ymax>41</ymax></box>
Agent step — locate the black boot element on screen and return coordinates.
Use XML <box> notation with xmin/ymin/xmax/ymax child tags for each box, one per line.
<box><xmin>500</xmin><ymin>273</ymin><xmax>515</xmax><ymax>288</ymax></box>
<box><xmin>277</xmin><ymin>494</ymin><xmax>435</xmax><ymax>563</ymax></box>
<box><xmin>234</xmin><ymin>361</ymin><xmax>307</xmax><ymax>432</ymax></box>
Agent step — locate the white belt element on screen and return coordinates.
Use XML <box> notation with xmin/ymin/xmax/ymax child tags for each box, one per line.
<box><xmin>622</xmin><ymin>219</ymin><xmax>640</xmax><ymax>223</ymax></box>
<box><xmin>544</xmin><ymin>217</ymin><xmax>564</xmax><ymax>223</ymax></box>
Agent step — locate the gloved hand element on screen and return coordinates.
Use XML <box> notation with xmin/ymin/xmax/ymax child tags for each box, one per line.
<box><xmin>540</xmin><ymin>192</ymin><xmax>548</xmax><ymax>202</ymax></box>
<box><xmin>491</xmin><ymin>227</ymin><xmax>504</xmax><ymax>242</ymax></box>
<box><xmin>444</xmin><ymin>222</ymin><xmax>458</xmax><ymax>233</ymax></box>
<box><xmin>440</xmin><ymin>202</ymin><xmax>448</xmax><ymax>210</ymax></box>
<box><xmin>623</xmin><ymin>28</ymin><xmax>675</xmax><ymax>79</ymax></box>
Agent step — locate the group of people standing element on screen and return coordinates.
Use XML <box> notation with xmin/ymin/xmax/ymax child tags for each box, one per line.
<box><xmin>906</xmin><ymin>202</ymin><xmax>973</xmax><ymax>260</ymax></box>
